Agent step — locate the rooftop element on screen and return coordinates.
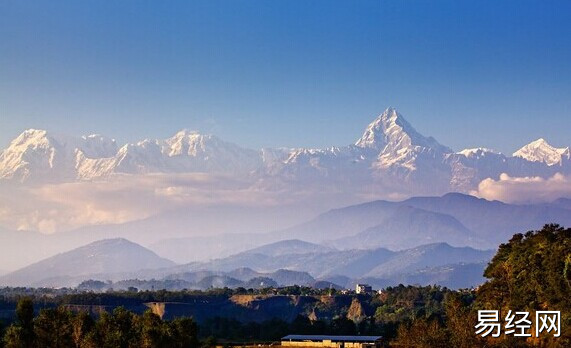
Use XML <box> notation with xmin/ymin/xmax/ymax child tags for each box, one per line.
<box><xmin>282</xmin><ymin>335</ymin><xmax>382</xmax><ymax>342</ymax></box>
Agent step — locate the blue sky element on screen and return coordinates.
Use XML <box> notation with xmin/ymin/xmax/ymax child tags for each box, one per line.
<box><xmin>1</xmin><ymin>0</ymin><xmax>570</xmax><ymax>153</ymax></box>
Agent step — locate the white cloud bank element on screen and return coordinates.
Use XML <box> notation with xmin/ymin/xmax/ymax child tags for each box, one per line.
<box><xmin>0</xmin><ymin>173</ymin><xmax>345</xmax><ymax>234</ymax></box>
<box><xmin>0</xmin><ymin>173</ymin><xmax>278</xmax><ymax>233</ymax></box>
<box><xmin>472</xmin><ymin>172</ymin><xmax>571</xmax><ymax>203</ymax></box>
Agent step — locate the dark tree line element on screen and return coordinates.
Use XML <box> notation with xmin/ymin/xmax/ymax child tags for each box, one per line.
<box><xmin>1</xmin><ymin>298</ymin><xmax>199</xmax><ymax>348</ymax></box>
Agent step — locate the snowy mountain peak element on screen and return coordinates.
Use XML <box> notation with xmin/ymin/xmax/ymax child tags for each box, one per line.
<box><xmin>0</xmin><ymin>129</ymin><xmax>86</xmax><ymax>182</ymax></box>
<box><xmin>78</xmin><ymin>134</ymin><xmax>118</xmax><ymax>159</ymax></box>
<box><xmin>513</xmin><ymin>138</ymin><xmax>570</xmax><ymax>166</ymax></box>
<box><xmin>457</xmin><ymin>148</ymin><xmax>501</xmax><ymax>158</ymax></box>
<box><xmin>8</xmin><ymin>129</ymin><xmax>57</xmax><ymax>151</ymax></box>
<box><xmin>164</xmin><ymin>130</ymin><xmax>220</xmax><ymax>157</ymax></box>
<box><xmin>355</xmin><ymin>107</ymin><xmax>451</xmax><ymax>154</ymax></box>
<box><xmin>170</xmin><ymin>129</ymin><xmax>202</xmax><ymax>139</ymax></box>
<box><xmin>14</xmin><ymin>128</ymin><xmax>48</xmax><ymax>140</ymax></box>
<box><xmin>355</xmin><ymin>107</ymin><xmax>403</xmax><ymax>149</ymax></box>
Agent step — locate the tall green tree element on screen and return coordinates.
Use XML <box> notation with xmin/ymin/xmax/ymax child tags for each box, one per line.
<box><xmin>169</xmin><ymin>317</ymin><xmax>199</xmax><ymax>348</ymax></box>
<box><xmin>71</xmin><ymin>311</ymin><xmax>94</xmax><ymax>348</ymax></box>
<box><xmin>2</xmin><ymin>326</ymin><xmax>25</xmax><ymax>348</ymax></box>
<box><xmin>34</xmin><ymin>307</ymin><xmax>73</xmax><ymax>348</ymax></box>
<box><xmin>3</xmin><ymin>298</ymin><xmax>35</xmax><ymax>348</ymax></box>
<box><xmin>15</xmin><ymin>298</ymin><xmax>34</xmax><ymax>346</ymax></box>
<box><xmin>477</xmin><ymin>224</ymin><xmax>571</xmax><ymax>346</ymax></box>
<box><xmin>92</xmin><ymin>307</ymin><xmax>140</xmax><ymax>348</ymax></box>
<box><xmin>139</xmin><ymin>310</ymin><xmax>168</xmax><ymax>348</ymax></box>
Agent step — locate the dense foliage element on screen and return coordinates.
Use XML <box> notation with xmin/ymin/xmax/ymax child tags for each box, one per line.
<box><xmin>1</xmin><ymin>303</ymin><xmax>199</xmax><ymax>348</ymax></box>
<box><xmin>394</xmin><ymin>224</ymin><xmax>571</xmax><ymax>347</ymax></box>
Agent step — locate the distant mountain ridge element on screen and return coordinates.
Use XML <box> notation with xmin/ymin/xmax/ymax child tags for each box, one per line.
<box><xmin>272</xmin><ymin>192</ymin><xmax>571</xmax><ymax>249</ymax></box>
<box><xmin>1</xmin><ymin>108</ymin><xmax>569</xmax><ymax>197</ymax></box>
<box><xmin>0</xmin><ymin>238</ymin><xmax>175</xmax><ymax>287</ymax></box>
<box><xmin>0</xmin><ymin>237</ymin><xmax>493</xmax><ymax>290</ymax></box>
<box><xmin>0</xmin><ymin>192</ymin><xmax>568</xmax><ymax>273</ymax></box>
<box><xmin>178</xmin><ymin>240</ymin><xmax>493</xmax><ymax>280</ymax></box>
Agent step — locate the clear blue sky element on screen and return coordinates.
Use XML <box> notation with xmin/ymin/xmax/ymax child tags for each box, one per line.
<box><xmin>1</xmin><ymin>0</ymin><xmax>570</xmax><ymax>153</ymax></box>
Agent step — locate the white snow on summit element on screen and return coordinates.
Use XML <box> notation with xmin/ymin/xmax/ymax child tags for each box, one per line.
<box><xmin>355</xmin><ymin>107</ymin><xmax>451</xmax><ymax>154</ymax></box>
<box><xmin>1</xmin><ymin>108</ymin><xmax>569</xmax><ymax>197</ymax></box>
<box><xmin>0</xmin><ymin>129</ymin><xmax>117</xmax><ymax>182</ymax></box>
<box><xmin>457</xmin><ymin>148</ymin><xmax>501</xmax><ymax>159</ymax></box>
<box><xmin>513</xmin><ymin>138</ymin><xmax>570</xmax><ymax>166</ymax></box>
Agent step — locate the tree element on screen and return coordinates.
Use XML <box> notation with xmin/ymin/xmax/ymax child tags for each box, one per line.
<box><xmin>139</xmin><ymin>310</ymin><xmax>167</xmax><ymax>348</ymax></box>
<box><xmin>71</xmin><ymin>311</ymin><xmax>94</xmax><ymax>348</ymax></box>
<box><xmin>477</xmin><ymin>224</ymin><xmax>571</xmax><ymax>346</ymax></box>
<box><xmin>2</xmin><ymin>326</ymin><xmax>25</xmax><ymax>348</ymax></box>
<box><xmin>34</xmin><ymin>307</ymin><xmax>73</xmax><ymax>348</ymax></box>
<box><xmin>169</xmin><ymin>318</ymin><xmax>199</xmax><ymax>348</ymax></box>
<box><xmin>443</xmin><ymin>292</ymin><xmax>482</xmax><ymax>348</ymax></box>
<box><xmin>92</xmin><ymin>307</ymin><xmax>140</xmax><ymax>348</ymax></box>
<box><xmin>329</xmin><ymin>317</ymin><xmax>357</xmax><ymax>335</ymax></box>
<box><xmin>394</xmin><ymin>318</ymin><xmax>449</xmax><ymax>348</ymax></box>
<box><xmin>4</xmin><ymin>298</ymin><xmax>36</xmax><ymax>348</ymax></box>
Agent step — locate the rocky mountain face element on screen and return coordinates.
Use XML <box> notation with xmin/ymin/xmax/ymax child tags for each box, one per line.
<box><xmin>1</xmin><ymin>107</ymin><xmax>569</xmax><ymax>196</ymax></box>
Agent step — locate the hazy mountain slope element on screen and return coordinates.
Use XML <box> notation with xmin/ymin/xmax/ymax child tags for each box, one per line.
<box><xmin>331</xmin><ymin>205</ymin><xmax>484</xmax><ymax>250</ymax></box>
<box><xmin>181</xmin><ymin>240</ymin><xmax>492</xmax><ymax>280</ymax></box>
<box><xmin>551</xmin><ymin>197</ymin><xmax>571</xmax><ymax>210</ymax></box>
<box><xmin>242</xmin><ymin>239</ymin><xmax>335</xmax><ymax>256</ymax></box>
<box><xmin>275</xmin><ymin>192</ymin><xmax>571</xmax><ymax>248</ymax></box>
<box><xmin>402</xmin><ymin>193</ymin><xmax>571</xmax><ymax>243</ymax></box>
<box><xmin>0</xmin><ymin>238</ymin><xmax>176</xmax><ymax>287</ymax></box>
<box><xmin>163</xmin><ymin>268</ymin><xmax>315</xmax><ymax>287</ymax></box>
<box><xmin>271</xmin><ymin>200</ymin><xmax>399</xmax><ymax>242</ymax></box>
<box><xmin>148</xmin><ymin>232</ymin><xmax>277</xmax><ymax>264</ymax></box>
<box><xmin>395</xmin><ymin>262</ymin><xmax>488</xmax><ymax>289</ymax></box>
<box><xmin>364</xmin><ymin>243</ymin><xmax>494</xmax><ymax>278</ymax></box>
<box><xmin>356</xmin><ymin>261</ymin><xmax>488</xmax><ymax>290</ymax></box>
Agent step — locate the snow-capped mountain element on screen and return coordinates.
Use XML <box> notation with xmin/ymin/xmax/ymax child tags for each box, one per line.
<box><xmin>109</xmin><ymin>131</ymin><xmax>261</xmax><ymax>176</ymax></box>
<box><xmin>1</xmin><ymin>107</ymin><xmax>569</xmax><ymax>196</ymax></box>
<box><xmin>259</xmin><ymin>107</ymin><xmax>456</xmax><ymax>194</ymax></box>
<box><xmin>0</xmin><ymin>129</ymin><xmax>261</xmax><ymax>182</ymax></box>
<box><xmin>0</xmin><ymin>129</ymin><xmax>118</xmax><ymax>182</ymax></box>
<box><xmin>355</xmin><ymin>107</ymin><xmax>450</xmax><ymax>154</ymax></box>
<box><xmin>513</xmin><ymin>138</ymin><xmax>570</xmax><ymax>166</ymax></box>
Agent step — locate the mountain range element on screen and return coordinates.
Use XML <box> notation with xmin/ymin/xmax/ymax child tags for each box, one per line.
<box><xmin>0</xmin><ymin>192</ymin><xmax>568</xmax><ymax>272</ymax></box>
<box><xmin>268</xmin><ymin>192</ymin><xmax>571</xmax><ymax>250</ymax></box>
<box><xmin>1</xmin><ymin>107</ymin><xmax>569</xmax><ymax>197</ymax></box>
<box><xmin>0</xmin><ymin>107</ymin><xmax>569</xmax><ymax>291</ymax></box>
<box><xmin>0</xmin><ymin>237</ymin><xmax>493</xmax><ymax>290</ymax></box>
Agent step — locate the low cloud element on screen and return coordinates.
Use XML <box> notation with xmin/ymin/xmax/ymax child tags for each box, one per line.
<box><xmin>472</xmin><ymin>172</ymin><xmax>571</xmax><ymax>203</ymax></box>
<box><xmin>0</xmin><ymin>173</ymin><xmax>287</xmax><ymax>233</ymax></box>
<box><xmin>0</xmin><ymin>173</ymin><xmax>341</xmax><ymax>234</ymax></box>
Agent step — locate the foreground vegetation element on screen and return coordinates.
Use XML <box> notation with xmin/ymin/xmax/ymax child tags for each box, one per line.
<box><xmin>0</xmin><ymin>224</ymin><xmax>568</xmax><ymax>347</ymax></box>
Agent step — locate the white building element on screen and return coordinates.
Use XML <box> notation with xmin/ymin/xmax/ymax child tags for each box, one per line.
<box><xmin>355</xmin><ymin>284</ymin><xmax>372</xmax><ymax>294</ymax></box>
